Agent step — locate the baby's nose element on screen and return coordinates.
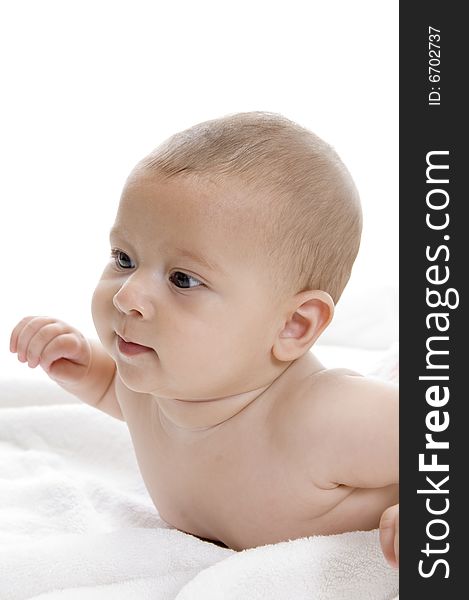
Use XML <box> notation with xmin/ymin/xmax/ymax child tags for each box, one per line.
<box><xmin>113</xmin><ymin>276</ymin><xmax>155</xmax><ymax>319</ymax></box>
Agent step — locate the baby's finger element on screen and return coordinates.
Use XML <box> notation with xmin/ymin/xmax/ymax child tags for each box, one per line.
<box><xmin>9</xmin><ymin>316</ymin><xmax>37</xmax><ymax>354</ymax></box>
<box><xmin>38</xmin><ymin>332</ymin><xmax>89</xmax><ymax>373</ymax></box>
<box><xmin>25</xmin><ymin>322</ymin><xmax>75</xmax><ymax>368</ymax></box>
<box><xmin>14</xmin><ymin>317</ymin><xmax>61</xmax><ymax>362</ymax></box>
<box><xmin>379</xmin><ymin>504</ymin><xmax>399</xmax><ymax>569</ymax></box>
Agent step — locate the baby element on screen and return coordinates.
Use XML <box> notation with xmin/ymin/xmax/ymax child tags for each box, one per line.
<box><xmin>10</xmin><ymin>112</ymin><xmax>399</xmax><ymax>568</ymax></box>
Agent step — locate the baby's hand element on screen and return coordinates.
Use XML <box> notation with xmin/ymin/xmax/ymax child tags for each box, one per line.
<box><xmin>379</xmin><ymin>503</ymin><xmax>399</xmax><ymax>569</ymax></box>
<box><xmin>10</xmin><ymin>316</ymin><xmax>92</xmax><ymax>387</ymax></box>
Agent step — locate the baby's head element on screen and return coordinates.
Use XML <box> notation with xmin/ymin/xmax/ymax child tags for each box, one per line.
<box><xmin>92</xmin><ymin>112</ymin><xmax>362</xmax><ymax>400</ymax></box>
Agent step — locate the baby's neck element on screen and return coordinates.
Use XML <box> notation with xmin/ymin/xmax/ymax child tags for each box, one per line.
<box><xmin>154</xmin><ymin>351</ymin><xmax>323</xmax><ymax>439</ymax></box>
<box><xmin>155</xmin><ymin>383</ymin><xmax>273</xmax><ymax>437</ymax></box>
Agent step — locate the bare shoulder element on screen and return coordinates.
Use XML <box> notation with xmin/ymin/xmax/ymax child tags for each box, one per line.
<box><xmin>272</xmin><ymin>366</ymin><xmax>362</xmax><ymax>443</ymax></box>
<box><xmin>305</xmin><ymin>367</ymin><xmax>398</xmax><ymax>403</ymax></box>
<box><xmin>294</xmin><ymin>367</ymin><xmax>398</xmax><ymax>434</ymax></box>
<box><xmin>273</xmin><ymin>366</ymin><xmax>399</xmax><ymax>488</ymax></box>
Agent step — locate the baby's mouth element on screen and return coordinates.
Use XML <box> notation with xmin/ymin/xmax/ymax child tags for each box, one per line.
<box><xmin>116</xmin><ymin>334</ymin><xmax>154</xmax><ymax>357</ymax></box>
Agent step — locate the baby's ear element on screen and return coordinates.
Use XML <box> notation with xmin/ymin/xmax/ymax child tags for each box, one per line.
<box><xmin>272</xmin><ymin>290</ymin><xmax>334</xmax><ymax>362</ymax></box>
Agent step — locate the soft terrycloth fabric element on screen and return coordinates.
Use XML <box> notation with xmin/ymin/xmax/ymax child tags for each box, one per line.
<box><xmin>0</xmin><ymin>346</ymin><xmax>399</xmax><ymax>599</ymax></box>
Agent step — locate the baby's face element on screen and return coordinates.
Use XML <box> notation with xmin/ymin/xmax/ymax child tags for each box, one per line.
<box><xmin>92</xmin><ymin>169</ymin><xmax>285</xmax><ymax>400</ymax></box>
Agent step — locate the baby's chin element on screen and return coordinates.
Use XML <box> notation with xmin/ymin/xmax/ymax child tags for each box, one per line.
<box><xmin>114</xmin><ymin>365</ymin><xmax>199</xmax><ymax>398</ymax></box>
<box><xmin>114</xmin><ymin>361</ymin><xmax>161</xmax><ymax>395</ymax></box>
<box><xmin>117</xmin><ymin>371</ymin><xmax>243</xmax><ymax>402</ymax></box>
<box><xmin>114</xmin><ymin>353</ymin><xmax>255</xmax><ymax>400</ymax></box>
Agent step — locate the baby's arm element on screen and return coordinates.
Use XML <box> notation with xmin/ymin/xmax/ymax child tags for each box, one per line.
<box><xmin>311</xmin><ymin>375</ymin><xmax>398</xmax><ymax>489</ymax></box>
<box><xmin>10</xmin><ymin>316</ymin><xmax>123</xmax><ymax>421</ymax></box>
<box><xmin>305</xmin><ymin>373</ymin><xmax>398</xmax><ymax>566</ymax></box>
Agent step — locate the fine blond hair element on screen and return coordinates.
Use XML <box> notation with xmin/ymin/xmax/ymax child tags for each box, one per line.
<box><xmin>139</xmin><ymin>111</ymin><xmax>362</xmax><ymax>304</ymax></box>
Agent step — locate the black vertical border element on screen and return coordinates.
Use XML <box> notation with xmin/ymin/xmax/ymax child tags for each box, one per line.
<box><xmin>400</xmin><ymin>2</ymin><xmax>467</xmax><ymax>596</ymax></box>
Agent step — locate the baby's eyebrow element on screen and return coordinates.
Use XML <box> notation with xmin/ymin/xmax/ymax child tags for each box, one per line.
<box><xmin>109</xmin><ymin>227</ymin><xmax>223</xmax><ymax>274</ymax></box>
<box><xmin>174</xmin><ymin>247</ymin><xmax>223</xmax><ymax>274</ymax></box>
<box><xmin>109</xmin><ymin>226</ymin><xmax>126</xmax><ymax>241</ymax></box>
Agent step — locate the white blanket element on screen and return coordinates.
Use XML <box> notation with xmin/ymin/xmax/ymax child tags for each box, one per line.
<box><xmin>0</xmin><ymin>348</ymin><xmax>399</xmax><ymax>600</ymax></box>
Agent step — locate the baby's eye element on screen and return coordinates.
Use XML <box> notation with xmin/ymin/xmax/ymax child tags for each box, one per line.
<box><xmin>111</xmin><ymin>249</ymin><xmax>135</xmax><ymax>269</ymax></box>
<box><xmin>169</xmin><ymin>271</ymin><xmax>203</xmax><ymax>289</ymax></box>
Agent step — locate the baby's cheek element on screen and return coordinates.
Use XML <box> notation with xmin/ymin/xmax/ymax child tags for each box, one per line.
<box><xmin>91</xmin><ymin>281</ymin><xmax>114</xmax><ymax>338</ymax></box>
<box><xmin>91</xmin><ymin>282</ymin><xmax>103</xmax><ymax>319</ymax></box>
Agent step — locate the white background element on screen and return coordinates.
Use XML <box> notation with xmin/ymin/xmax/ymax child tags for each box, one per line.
<box><xmin>1</xmin><ymin>1</ymin><xmax>398</xmax><ymax>374</ymax></box>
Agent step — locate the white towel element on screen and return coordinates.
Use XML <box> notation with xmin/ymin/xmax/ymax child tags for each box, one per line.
<box><xmin>0</xmin><ymin>346</ymin><xmax>399</xmax><ymax>599</ymax></box>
